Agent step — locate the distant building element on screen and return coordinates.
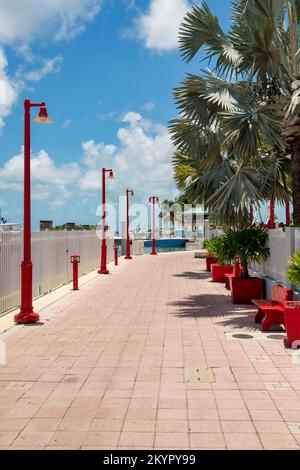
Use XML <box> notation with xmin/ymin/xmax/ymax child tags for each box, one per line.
<box><xmin>40</xmin><ymin>220</ymin><xmax>53</xmax><ymax>231</ymax></box>
<box><xmin>66</xmin><ymin>222</ymin><xmax>76</xmax><ymax>231</ymax></box>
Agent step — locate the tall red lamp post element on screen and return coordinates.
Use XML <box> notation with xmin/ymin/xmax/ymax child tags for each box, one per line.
<box><xmin>268</xmin><ymin>197</ymin><xmax>276</xmax><ymax>229</ymax></box>
<box><xmin>286</xmin><ymin>202</ymin><xmax>291</xmax><ymax>227</ymax></box>
<box><xmin>125</xmin><ymin>189</ymin><xmax>134</xmax><ymax>260</ymax></box>
<box><xmin>149</xmin><ymin>196</ymin><xmax>159</xmax><ymax>256</ymax></box>
<box><xmin>14</xmin><ymin>99</ymin><xmax>52</xmax><ymax>324</ymax></box>
<box><xmin>98</xmin><ymin>168</ymin><xmax>115</xmax><ymax>275</ymax></box>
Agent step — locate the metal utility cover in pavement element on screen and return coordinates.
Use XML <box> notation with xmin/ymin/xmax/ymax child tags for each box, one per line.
<box><xmin>184</xmin><ymin>368</ymin><xmax>216</xmax><ymax>384</ymax></box>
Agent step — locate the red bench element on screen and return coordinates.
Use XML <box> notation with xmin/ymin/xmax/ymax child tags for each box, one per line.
<box><xmin>252</xmin><ymin>285</ymin><xmax>293</xmax><ymax>332</ymax></box>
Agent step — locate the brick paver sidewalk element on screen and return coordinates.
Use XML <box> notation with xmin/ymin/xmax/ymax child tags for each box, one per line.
<box><xmin>0</xmin><ymin>252</ymin><xmax>300</xmax><ymax>450</ymax></box>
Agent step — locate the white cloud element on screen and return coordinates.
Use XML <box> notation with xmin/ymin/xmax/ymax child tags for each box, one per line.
<box><xmin>143</xmin><ymin>102</ymin><xmax>156</xmax><ymax>111</ymax></box>
<box><xmin>62</xmin><ymin>118</ymin><xmax>72</xmax><ymax>128</ymax></box>
<box><xmin>0</xmin><ymin>48</ymin><xmax>20</xmax><ymax>129</ymax></box>
<box><xmin>137</xmin><ymin>0</ymin><xmax>191</xmax><ymax>52</ymax></box>
<box><xmin>80</xmin><ymin>112</ymin><xmax>176</xmax><ymax>199</ymax></box>
<box><xmin>0</xmin><ymin>147</ymin><xmax>81</xmax><ymax>206</ymax></box>
<box><xmin>25</xmin><ymin>55</ymin><xmax>63</xmax><ymax>81</ymax></box>
<box><xmin>0</xmin><ymin>0</ymin><xmax>103</xmax><ymax>45</ymax></box>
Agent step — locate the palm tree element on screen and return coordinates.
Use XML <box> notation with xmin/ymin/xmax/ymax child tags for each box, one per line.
<box><xmin>170</xmin><ymin>0</ymin><xmax>297</xmax><ymax>224</ymax></box>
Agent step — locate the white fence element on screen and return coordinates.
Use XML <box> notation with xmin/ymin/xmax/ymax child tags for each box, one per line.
<box><xmin>0</xmin><ymin>230</ymin><xmax>114</xmax><ymax>316</ymax></box>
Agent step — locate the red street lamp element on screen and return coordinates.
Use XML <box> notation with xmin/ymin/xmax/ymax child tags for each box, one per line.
<box><xmin>286</xmin><ymin>202</ymin><xmax>291</xmax><ymax>227</ymax></box>
<box><xmin>250</xmin><ymin>204</ymin><xmax>254</xmax><ymax>226</ymax></box>
<box><xmin>98</xmin><ymin>168</ymin><xmax>115</xmax><ymax>275</ymax></box>
<box><xmin>149</xmin><ymin>196</ymin><xmax>159</xmax><ymax>256</ymax></box>
<box><xmin>268</xmin><ymin>197</ymin><xmax>276</xmax><ymax>229</ymax></box>
<box><xmin>125</xmin><ymin>189</ymin><xmax>134</xmax><ymax>260</ymax></box>
<box><xmin>14</xmin><ymin>99</ymin><xmax>52</xmax><ymax>324</ymax></box>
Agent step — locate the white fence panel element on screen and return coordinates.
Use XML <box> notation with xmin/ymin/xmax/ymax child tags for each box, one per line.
<box><xmin>0</xmin><ymin>230</ymin><xmax>114</xmax><ymax>316</ymax></box>
<box><xmin>0</xmin><ymin>231</ymin><xmax>22</xmax><ymax>315</ymax></box>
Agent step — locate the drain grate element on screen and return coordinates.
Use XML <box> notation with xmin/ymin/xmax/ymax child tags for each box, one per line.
<box><xmin>184</xmin><ymin>368</ymin><xmax>216</xmax><ymax>384</ymax></box>
<box><xmin>232</xmin><ymin>334</ymin><xmax>254</xmax><ymax>340</ymax></box>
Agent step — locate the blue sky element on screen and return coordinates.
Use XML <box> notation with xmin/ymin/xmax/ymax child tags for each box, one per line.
<box><xmin>1</xmin><ymin>0</ymin><xmax>276</xmax><ymax>230</ymax></box>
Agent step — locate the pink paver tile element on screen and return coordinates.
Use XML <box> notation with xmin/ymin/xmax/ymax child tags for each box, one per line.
<box><xmin>123</xmin><ymin>420</ymin><xmax>156</xmax><ymax>432</ymax></box>
<box><xmin>190</xmin><ymin>433</ymin><xmax>226</xmax><ymax>450</ymax></box>
<box><xmin>0</xmin><ymin>431</ymin><xmax>21</xmax><ymax>446</ymax></box>
<box><xmin>189</xmin><ymin>421</ymin><xmax>222</xmax><ymax>433</ymax></box>
<box><xmin>95</xmin><ymin>407</ymin><xmax>128</xmax><ymax>420</ymax></box>
<box><xmin>155</xmin><ymin>432</ymin><xmax>189</xmax><ymax>449</ymax></box>
<box><xmin>83</xmin><ymin>431</ymin><xmax>120</xmax><ymax>448</ymax></box>
<box><xmin>259</xmin><ymin>433</ymin><xmax>299</xmax><ymax>450</ymax></box>
<box><xmin>224</xmin><ymin>433</ymin><xmax>263</xmax><ymax>450</ymax></box>
<box><xmin>156</xmin><ymin>420</ymin><xmax>189</xmax><ymax>433</ymax></box>
<box><xmin>90</xmin><ymin>419</ymin><xmax>124</xmax><ymax>432</ymax></box>
<box><xmin>0</xmin><ymin>419</ymin><xmax>29</xmax><ymax>431</ymax></box>
<box><xmin>157</xmin><ymin>409</ymin><xmax>187</xmax><ymax>420</ymax></box>
<box><xmin>23</xmin><ymin>418</ymin><xmax>60</xmax><ymax>432</ymax></box>
<box><xmin>48</xmin><ymin>431</ymin><xmax>87</xmax><ymax>449</ymax></box>
<box><xmin>218</xmin><ymin>409</ymin><xmax>250</xmax><ymax>421</ymax></box>
<box><xmin>253</xmin><ymin>421</ymin><xmax>290</xmax><ymax>434</ymax></box>
<box><xmin>57</xmin><ymin>417</ymin><xmax>92</xmax><ymax>432</ymax></box>
<box><xmin>118</xmin><ymin>432</ymin><xmax>154</xmax><ymax>448</ymax></box>
<box><xmin>221</xmin><ymin>421</ymin><xmax>256</xmax><ymax>433</ymax></box>
<box><xmin>13</xmin><ymin>430</ymin><xmax>53</xmax><ymax>447</ymax></box>
<box><xmin>249</xmin><ymin>409</ymin><xmax>283</xmax><ymax>421</ymax></box>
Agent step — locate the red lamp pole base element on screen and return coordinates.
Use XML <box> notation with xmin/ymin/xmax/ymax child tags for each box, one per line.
<box><xmin>15</xmin><ymin>260</ymin><xmax>39</xmax><ymax>324</ymax></box>
<box><xmin>125</xmin><ymin>238</ymin><xmax>132</xmax><ymax>260</ymax></box>
<box><xmin>14</xmin><ymin>311</ymin><xmax>39</xmax><ymax>324</ymax></box>
<box><xmin>98</xmin><ymin>242</ymin><xmax>109</xmax><ymax>275</ymax></box>
<box><xmin>151</xmin><ymin>239</ymin><xmax>158</xmax><ymax>256</ymax></box>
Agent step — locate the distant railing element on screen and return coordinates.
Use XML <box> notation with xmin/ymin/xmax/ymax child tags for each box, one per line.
<box><xmin>0</xmin><ymin>230</ymin><xmax>114</xmax><ymax>316</ymax></box>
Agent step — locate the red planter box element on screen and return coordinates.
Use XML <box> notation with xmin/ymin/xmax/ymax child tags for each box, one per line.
<box><xmin>211</xmin><ymin>264</ymin><xmax>234</xmax><ymax>283</ymax></box>
<box><xmin>206</xmin><ymin>257</ymin><xmax>219</xmax><ymax>272</ymax></box>
<box><xmin>230</xmin><ymin>277</ymin><xmax>265</xmax><ymax>305</ymax></box>
<box><xmin>284</xmin><ymin>302</ymin><xmax>300</xmax><ymax>348</ymax></box>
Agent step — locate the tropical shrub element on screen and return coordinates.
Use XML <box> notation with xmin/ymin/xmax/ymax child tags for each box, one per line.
<box><xmin>219</xmin><ymin>226</ymin><xmax>270</xmax><ymax>279</ymax></box>
<box><xmin>288</xmin><ymin>251</ymin><xmax>300</xmax><ymax>285</ymax></box>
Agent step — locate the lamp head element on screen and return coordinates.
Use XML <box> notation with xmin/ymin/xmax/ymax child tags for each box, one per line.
<box><xmin>34</xmin><ymin>105</ymin><xmax>52</xmax><ymax>124</ymax></box>
<box><xmin>108</xmin><ymin>170</ymin><xmax>115</xmax><ymax>180</ymax></box>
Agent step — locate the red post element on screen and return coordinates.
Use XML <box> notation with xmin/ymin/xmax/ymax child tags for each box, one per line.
<box><xmin>98</xmin><ymin>168</ymin><xmax>114</xmax><ymax>275</ymax></box>
<box><xmin>268</xmin><ymin>197</ymin><xmax>275</xmax><ymax>229</ymax></box>
<box><xmin>71</xmin><ymin>255</ymin><xmax>80</xmax><ymax>290</ymax></box>
<box><xmin>250</xmin><ymin>205</ymin><xmax>253</xmax><ymax>225</ymax></box>
<box><xmin>125</xmin><ymin>189</ymin><xmax>134</xmax><ymax>260</ymax></box>
<box><xmin>286</xmin><ymin>202</ymin><xmax>291</xmax><ymax>227</ymax></box>
<box><xmin>14</xmin><ymin>99</ymin><xmax>52</xmax><ymax>324</ymax></box>
<box><xmin>114</xmin><ymin>245</ymin><xmax>119</xmax><ymax>266</ymax></box>
<box><xmin>149</xmin><ymin>196</ymin><xmax>159</xmax><ymax>255</ymax></box>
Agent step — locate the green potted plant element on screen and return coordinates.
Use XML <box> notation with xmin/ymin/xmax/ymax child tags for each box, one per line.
<box><xmin>204</xmin><ymin>238</ymin><xmax>219</xmax><ymax>272</ymax></box>
<box><xmin>285</xmin><ymin>252</ymin><xmax>300</xmax><ymax>348</ymax></box>
<box><xmin>220</xmin><ymin>226</ymin><xmax>270</xmax><ymax>304</ymax></box>
<box><xmin>208</xmin><ymin>236</ymin><xmax>234</xmax><ymax>283</ymax></box>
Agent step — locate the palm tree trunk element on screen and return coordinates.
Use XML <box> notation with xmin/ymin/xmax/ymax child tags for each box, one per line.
<box><xmin>291</xmin><ymin>138</ymin><xmax>300</xmax><ymax>225</ymax></box>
